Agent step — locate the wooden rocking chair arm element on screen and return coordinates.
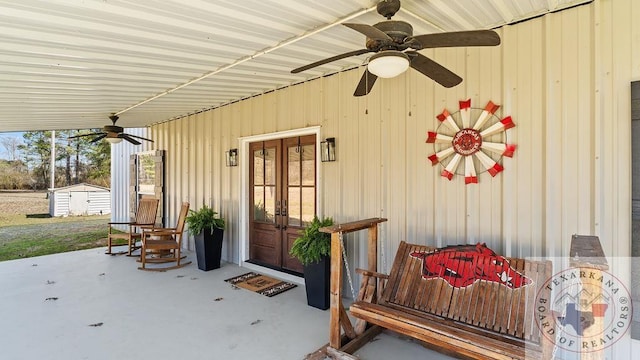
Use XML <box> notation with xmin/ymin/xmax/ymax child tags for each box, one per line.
<box><xmin>144</xmin><ymin>228</ymin><xmax>179</xmax><ymax>237</ymax></box>
<box><xmin>133</xmin><ymin>221</ymin><xmax>156</xmax><ymax>225</ymax></box>
<box><xmin>144</xmin><ymin>226</ymin><xmax>177</xmax><ymax>232</ymax></box>
<box><xmin>108</xmin><ymin>221</ymin><xmax>135</xmax><ymax>225</ymax></box>
<box><xmin>355</xmin><ymin>268</ymin><xmax>389</xmax><ymax>279</ymax></box>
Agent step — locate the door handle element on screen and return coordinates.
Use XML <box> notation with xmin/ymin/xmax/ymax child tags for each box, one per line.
<box><xmin>275</xmin><ymin>200</ymin><xmax>281</xmax><ymax>216</ymax></box>
<box><xmin>282</xmin><ymin>199</ymin><xmax>287</xmax><ymax>216</ymax></box>
<box><xmin>275</xmin><ymin>224</ymin><xmax>281</xmax><ymax>229</ymax></box>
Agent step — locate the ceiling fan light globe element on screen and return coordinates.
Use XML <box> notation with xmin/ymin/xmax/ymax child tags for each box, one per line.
<box><xmin>106</xmin><ymin>137</ymin><xmax>123</xmax><ymax>144</ymax></box>
<box><xmin>367</xmin><ymin>51</ymin><xmax>409</xmax><ymax>78</ymax></box>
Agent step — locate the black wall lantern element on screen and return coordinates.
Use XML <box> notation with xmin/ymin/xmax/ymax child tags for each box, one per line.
<box><xmin>226</xmin><ymin>148</ymin><xmax>238</xmax><ymax>167</ymax></box>
<box><xmin>320</xmin><ymin>137</ymin><xmax>336</xmax><ymax>162</ymax></box>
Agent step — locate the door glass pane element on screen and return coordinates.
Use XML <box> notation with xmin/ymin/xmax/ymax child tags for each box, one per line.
<box><xmin>253</xmin><ymin>149</ymin><xmax>264</xmax><ymax>186</ymax></box>
<box><xmin>301</xmin><ymin>144</ymin><xmax>315</xmax><ymax>186</ymax></box>
<box><xmin>264</xmin><ymin>147</ymin><xmax>276</xmax><ymax>185</ymax></box>
<box><xmin>253</xmin><ymin>186</ymin><xmax>265</xmax><ymax>222</ymax></box>
<box><xmin>264</xmin><ymin>185</ymin><xmax>276</xmax><ymax>223</ymax></box>
<box><xmin>137</xmin><ymin>152</ymin><xmax>156</xmax><ymax>195</ymax></box>
<box><xmin>301</xmin><ymin>187</ymin><xmax>315</xmax><ymax>225</ymax></box>
<box><xmin>253</xmin><ymin>185</ymin><xmax>275</xmax><ymax>224</ymax></box>
<box><xmin>288</xmin><ymin>147</ymin><xmax>300</xmax><ymax>186</ymax></box>
<box><xmin>288</xmin><ymin>187</ymin><xmax>301</xmax><ymax>227</ymax></box>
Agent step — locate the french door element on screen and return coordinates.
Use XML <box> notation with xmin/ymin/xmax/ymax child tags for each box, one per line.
<box><xmin>249</xmin><ymin>135</ymin><xmax>316</xmax><ymax>274</ymax></box>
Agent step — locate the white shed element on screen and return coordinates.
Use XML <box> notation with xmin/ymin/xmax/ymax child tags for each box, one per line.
<box><xmin>49</xmin><ymin>183</ymin><xmax>111</xmax><ymax>217</ymax></box>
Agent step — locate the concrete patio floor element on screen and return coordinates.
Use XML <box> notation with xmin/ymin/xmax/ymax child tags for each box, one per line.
<box><xmin>0</xmin><ymin>247</ymin><xmax>452</xmax><ymax>360</ymax></box>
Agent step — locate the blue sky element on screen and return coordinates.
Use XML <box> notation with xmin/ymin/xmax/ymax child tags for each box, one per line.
<box><xmin>0</xmin><ymin>132</ymin><xmax>24</xmax><ymax>160</ymax></box>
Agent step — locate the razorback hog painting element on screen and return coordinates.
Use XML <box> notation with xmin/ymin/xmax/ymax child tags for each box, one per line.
<box><xmin>410</xmin><ymin>243</ymin><xmax>532</xmax><ymax>289</ymax></box>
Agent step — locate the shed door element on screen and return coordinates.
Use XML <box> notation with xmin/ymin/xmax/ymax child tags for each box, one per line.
<box><xmin>249</xmin><ymin>135</ymin><xmax>316</xmax><ymax>274</ymax></box>
<box><xmin>69</xmin><ymin>191</ymin><xmax>89</xmax><ymax>215</ymax></box>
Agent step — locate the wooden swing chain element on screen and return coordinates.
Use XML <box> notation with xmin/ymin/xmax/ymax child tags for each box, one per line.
<box><xmin>339</xmin><ymin>231</ymin><xmax>357</xmax><ymax>299</ymax></box>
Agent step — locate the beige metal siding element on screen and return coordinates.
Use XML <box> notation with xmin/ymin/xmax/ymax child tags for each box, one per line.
<box><xmin>150</xmin><ymin>1</ymin><xmax>634</xmax><ymax>273</ymax></box>
<box><xmin>110</xmin><ymin>128</ymin><xmax>151</xmax><ymax>225</ymax></box>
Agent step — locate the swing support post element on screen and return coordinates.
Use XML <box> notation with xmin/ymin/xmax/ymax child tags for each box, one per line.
<box><xmin>329</xmin><ymin>231</ymin><xmax>344</xmax><ymax>347</ymax></box>
<box><xmin>320</xmin><ymin>218</ymin><xmax>387</xmax><ymax>351</ymax></box>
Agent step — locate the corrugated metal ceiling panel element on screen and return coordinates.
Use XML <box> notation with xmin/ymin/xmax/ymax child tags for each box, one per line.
<box><xmin>0</xmin><ymin>0</ymin><xmax>592</xmax><ymax>132</ymax></box>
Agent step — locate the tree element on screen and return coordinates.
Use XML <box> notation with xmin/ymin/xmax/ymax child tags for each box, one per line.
<box><xmin>55</xmin><ymin>130</ymin><xmax>74</xmax><ymax>185</ymax></box>
<box><xmin>62</xmin><ymin>130</ymin><xmax>110</xmax><ymax>187</ymax></box>
<box><xmin>0</xmin><ymin>136</ymin><xmax>21</xmax><ymax>161</ymax></box>
<box><xmin>0</xmin><ymin>159</ymin><xmax>31</xmax><ymax>189</ymax></box>
<box><xmin>13</xmin><ymin>130</ymin><xmax>111</xmax><ymax>190</ymax></box>
<box><xmin>18</xmin><ymin>131</ymin><xmax>53</xmax><ymax>189</ymax></box>
<box><xmin>85</xmin><ymin>139</ymin><xmax>111</xmax><ymax>187</ymax></box>
<box><xmin>58</xmin><ymin>130</ymin><xmax>96</xmax><ymax>185</ymax></box>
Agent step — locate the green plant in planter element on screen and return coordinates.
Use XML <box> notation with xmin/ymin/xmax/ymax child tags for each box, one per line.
<box><xmin>290</xmin><ymin>216</ymin><xmax>334</xmax><ymax>265</ymax></box>
<box><xmin>185</xmin><ymin>204</ymin><xmax>225</xmax><ymax>235</ymax></box>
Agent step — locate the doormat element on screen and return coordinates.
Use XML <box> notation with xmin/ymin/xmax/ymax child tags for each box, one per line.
<box><xmin>224</xmin><ymin>272</ymin><xmax>297</xmax><ymax>297</ymax></box>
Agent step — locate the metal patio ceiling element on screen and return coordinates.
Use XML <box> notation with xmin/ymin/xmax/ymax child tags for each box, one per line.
<box><xmin>0</xmin><ymin>0</ymin><xmax>591</xmax><ymax>132</ymax></box>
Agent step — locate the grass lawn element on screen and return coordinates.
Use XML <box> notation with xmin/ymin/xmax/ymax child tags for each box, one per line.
<box><xmin>0</xmin><ymin>191</ymin><xmax>123</xmax><ymax>262</ymax></box>
<box><xmin>0</xmin><ymin>214</ymin><xmax>115</xmax><ymax>262</ymax></box>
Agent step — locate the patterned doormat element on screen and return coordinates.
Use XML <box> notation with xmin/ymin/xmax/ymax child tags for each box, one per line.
<box><xmin>224</xmin><ymin>272</ymin><xmax>297</xmax><ymax>297</ymax></box>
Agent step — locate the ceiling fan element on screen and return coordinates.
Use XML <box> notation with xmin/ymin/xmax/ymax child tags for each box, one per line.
<box><xmin>68</xmin><ymin>114</ymin><xmax>153</xmax><ymax>145</ymax></box>
<box><xmin>291</xmin><ymin>0</ymin><xmax>501</xmax><ymax>96</ymax></box>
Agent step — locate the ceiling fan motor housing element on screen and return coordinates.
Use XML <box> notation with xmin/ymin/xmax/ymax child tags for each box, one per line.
<box><xmin>104</xmin><ymin>125</ymin><xmax>123</xmax><ymax>133</ymax></box>
<box><xmin>368</xmin><ymin>21</ymin><xmax>413</xmax><ymax>50</ymax></box>
<box><xmin>377</xmin><ymin>0</ymin><xmax>401</xmax><ymax>19</ymax></box>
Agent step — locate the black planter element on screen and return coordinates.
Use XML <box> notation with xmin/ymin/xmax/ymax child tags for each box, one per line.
<box><xmin>194</xmin><ymin>227</ymin><xmax>224</xmax><ymax>271</ymax></box>
<box><xmin>303</xmin><ymin>255</ymin><xmax>330</xmax><ymax>310</ymax></box>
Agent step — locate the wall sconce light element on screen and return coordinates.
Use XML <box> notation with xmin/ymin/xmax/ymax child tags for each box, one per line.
<box><xmin>226</xmin><ymin>148</ymin><xmax>238</xmax><ymax>167</ymax></box>
<box><xmin>320</xmin><ymin>137</ymin><xmax>336</xmax><ymax>162</ymax></box>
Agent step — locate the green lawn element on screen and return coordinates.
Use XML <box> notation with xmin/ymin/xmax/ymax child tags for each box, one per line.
<box><xmin>0</xmin><ymin>214</ymin><xmax>116</xmax><ymax>262</ymax></box>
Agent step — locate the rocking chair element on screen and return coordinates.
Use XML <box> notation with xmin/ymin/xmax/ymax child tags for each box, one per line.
<box><xmin>106</xmin><ymin>197</ymin><xmax>159</xmax><ymax>255</ymax></box>
<box><xmin>138</xmin><ymin>202</ymin><xmax>191</xmax><ymax>271</ymax></box>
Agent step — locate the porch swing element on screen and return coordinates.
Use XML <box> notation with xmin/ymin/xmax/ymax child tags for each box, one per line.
<box><xmin>305</xmin><ymin>217</ymin><xmax>557</xmax><ymax>360</ymax></box>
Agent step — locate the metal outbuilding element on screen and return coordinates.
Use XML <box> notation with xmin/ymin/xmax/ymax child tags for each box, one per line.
<box><xmin>49</xmin><ymin>183</ymin><xmax>111</xmax><ymax>217</ymax></box>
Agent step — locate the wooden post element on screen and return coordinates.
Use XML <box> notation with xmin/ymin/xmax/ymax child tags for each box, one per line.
<box><xmin>569</xmin><ymin>235</ymin><xmax>609</xmax><ymax>360</ymax></box>
<box><xmin>319</xmin><ymin>218</ymin><xmax>387</xmax><ymax>352</ymax></box>
<box><xmin>329</xmin><ymin>232</ymin><xmax>342</xmax><ymax>348</ymax></box>
<box><xmin>368</xmin><ymin>225</ymin><xmax>377</xmax><ymax>273</ymax></box>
